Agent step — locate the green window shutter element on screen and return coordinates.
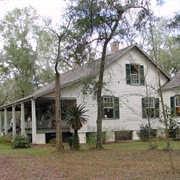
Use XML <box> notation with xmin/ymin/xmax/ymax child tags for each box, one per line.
<box><xmin>170</xmin><ymin>97</ymin><xmax>175</xmax><ymax>116</ymax></box>
<box><xmin>140</xmin><ymin>65</ymin><xmax>144</xmax><ymax>85</ymax></box>
<box><xmin>114</xmin><ymin>97</ymin><xmax>119</xmax><ymax>119</ymax></box>
<box><xmin>126</xmin><ymin>64</ymin><xmax>131</xmax><ymax>84</ymax></box>
<box><xmin>155</xmin><ymin>98</ymin><xmax>159</xmax><ymax>118</ymax></box>
<box><xmin>142</xmin><ymin>98</ymin><xmax>146</xmax><ymax>118</ymax></box>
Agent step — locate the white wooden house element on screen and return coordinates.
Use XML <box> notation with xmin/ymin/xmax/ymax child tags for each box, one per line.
<box><xmin>0</xmin><ymin>43</ymin><xmax>174</xmax><ymax>144</ymax></box>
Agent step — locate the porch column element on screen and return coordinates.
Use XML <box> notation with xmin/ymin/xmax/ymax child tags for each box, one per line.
<box><xmin>20</xmin><ymin>102</ymin><xmax>25</xmax><ymax>135</ymax></box>
<box><xmin>4</xmin><ymin>108</ymin><xmax>8</xmax><ymax>135</ymax></box>
<box><xmin>0</xmin><ymin>111</ymin><xmax>2</xmax><ymax>137</ymax></box>
<box><xmin>12</xmin><ymin>105</ymin><xmax>16</xmax><ymax>140</ymax></box>
<box><xmin>31</xmin><ymin>99</ymin><xmax>37</xmax><ymax>144</ymax></box>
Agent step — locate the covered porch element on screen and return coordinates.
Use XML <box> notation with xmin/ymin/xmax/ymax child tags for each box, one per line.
<box><xmin>0</xmin><ymin>96</ymin><xmax>76</xmax><ymax>144</ymax></box>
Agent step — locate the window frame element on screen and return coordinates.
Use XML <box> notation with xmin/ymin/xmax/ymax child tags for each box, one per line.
<box><xmin>126</xmin><ymin>64</ymin><xmax>144</xmax><ymax>85</ymax></box>
<box><xmin>102</xmin><ymin>96</ymin><xmax>119</xmax><ymax>119</ymax></box>
<box><xmin>171</xmin><ymin>96</ymin><xmax>180</xmax><ymax>116</ymax></box>
<box><xmin>142</xmin><ymin>97</ymin><xmax>159</xmax><ymax>118</ymax></box>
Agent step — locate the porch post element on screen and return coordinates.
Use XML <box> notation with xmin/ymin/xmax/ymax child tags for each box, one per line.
<box><xmin>4</xmin><ymin>108</ymin><xmax>8</xmax><ymax>135</ymax></box>
<box><xmin>31</xmin><ymin>99</ymin><xmax>37</xmax><ymax>144</ymax></box>
<box><xmin>0</xmin><ymin>111</ymin><xmax>2</xmax><ymax>137</ymax></box>
<box><xmin>20</xmin><ymin>102</ymin><xmax>25</xmax><ymax>135</ymax></box>
<box><xmin>12</xmin><ymin>105</ymin><xmax>16</xmax><ymax>140</ymax></box>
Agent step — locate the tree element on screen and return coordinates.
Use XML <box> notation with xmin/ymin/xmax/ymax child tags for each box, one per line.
<box><xmin>65</xmin><ymin>104</ymin><xmax>88</xmax><ymax>150</ymax></box>
<box><xmin>68</xmin><ymin>0</ymin><xmax>150</xmax><ymax>148</ymax></box>
<box><xmin>0</xmin><ymin>7</ymin><xmax>55</xmax><ymax>102</ymax></box>
<box><xmin>139</xmin><ymin>17</ymin><xmax>180</xmax><ymax>75</ymax></box>
<box><xmin>147</xmin><ymin>7</ymin><xmax>176</xmax><ymax>173</ymax></box>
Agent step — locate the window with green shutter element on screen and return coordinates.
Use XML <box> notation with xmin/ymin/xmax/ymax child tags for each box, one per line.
<box><xmin>171</xmin><ymin>96</ymin><xmax>180</xmax><ymax>116</ymax></box>
<box><xmin>102</xmin><ymin>96</ymin><xmax>120</xmax><ymax>119</ymax></box>
<box><xmin>125</xmin><ymin>64</ymin><xmax>144</xmax><ymax>85</ymax></box>
<box><xmin>142</xmin><ymin>97</ymin><xmax>159</xmax><ymax>118</ymax></box>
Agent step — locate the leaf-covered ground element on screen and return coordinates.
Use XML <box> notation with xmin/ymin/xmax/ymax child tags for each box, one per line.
<box><xmin>0</xmin><ymin>142</ymin><xmax>180</xmax><ymax>180</ymax></box>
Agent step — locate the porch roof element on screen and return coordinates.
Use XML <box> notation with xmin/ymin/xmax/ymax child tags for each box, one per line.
<box><xmin>161</xmin><ymin>71</ymin><xmax>180</xmax><ymax>90</ymax></box>
<box><xmin>0</xmin><ymin>44</ymin><xmax>170</xmax><ymax>110</ymax></box>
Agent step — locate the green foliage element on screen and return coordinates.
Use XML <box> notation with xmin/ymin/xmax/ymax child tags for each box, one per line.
<box><xmin>65</xmin><ymin>104</ymin><xmax>88</xmax><ymax>130</ymax></box>
<box><xmin>86</xmin><ymin>132</ymin><xmax>108</xmax><ymax>149</ymax></box>
<box><xmin>0</xmin><ymin>135</ymin><xmax>12</xmax><ymax>145</ymax></box>
<box><xmin>169</xmin><ymin>118</ymin><xmax>180</xmax><ymax>141</ymax></box>
<box><xmin>65</xmin><ymin>104</ymin><xmax>88</xmax><ymax>150</ymax></box>
<box><xmin>86</xmin><ymin>133</ymin><xmax>97</xmax><ymax>149</ymax></box>
<box><xmin>160</xmin><ymin>106</ymin><xmax>180</xmax><ymax>141</ymax></box>
<box><xmin>48</xmin><ymin>138</ymin><xmax>56</xmax><ymax>145</ymax></box>
<box><xmin>12</xmin><ymin>135</ymin><xmax>31</xmax><ymax>149</ymax></box>
<box><xmin>137</xmin><ymin>124</ymin><xmax>157</xmax><ymax>141</ymax></box>
<box><xmin>66</xmin><ymin>135</ymin><xmax>80</xmax><ymax>150</ymax></box>
<box><xmin>150</xmin><ymin>142</ymin><xmax>158</xmax><ymax>150</ymax></box>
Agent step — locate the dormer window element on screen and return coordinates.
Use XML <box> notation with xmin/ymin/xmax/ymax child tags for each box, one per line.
<box><xmin>126</xmin><ymin>64</ymin><xmax>144</xmax><ymax>85</ymax></box>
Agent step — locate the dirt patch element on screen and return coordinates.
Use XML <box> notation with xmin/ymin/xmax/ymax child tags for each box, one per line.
<box><xmin>0</xmin><ymin>148</ymin><xmax>180</xmax><ymax>179</ymax></box>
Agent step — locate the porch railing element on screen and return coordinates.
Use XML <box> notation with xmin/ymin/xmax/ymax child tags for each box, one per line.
<box><xmin>25</xmin><ymin>120</ymin><xmax>69</xmax><ymax>130</ymax></box>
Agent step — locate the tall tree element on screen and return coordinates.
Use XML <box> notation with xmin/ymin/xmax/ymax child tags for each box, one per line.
<box><xmin>49</xmin><ymin>19</ymin><xmax>71</xmax><ymax>151</ymax></box>
<box><xmin>139</xmin><ymin>17</ymin><xmax>180</xmax><ymax>75</ymax></box>
<box><xmin>147</xmin><ymin>7</ymin><xmax>175</xmax><ymax>173</ymax></box>
<box><xmin>68</xmin><ymin>0</ymin><xmax>150</xmax><ymax>148</ymax></box>
<box><xmin>0</xmin><ymin>7</ymin><xmax>57</xmax><ymax>102</ymax></box>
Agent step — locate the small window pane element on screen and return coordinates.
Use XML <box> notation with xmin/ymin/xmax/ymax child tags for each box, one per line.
<box><xmin>145</xmin><ymin>98</ymin><xmax>154</xmax><ymax>108</ymax></box>
<box><xmin>175</xmin><ymin>97</ymin><xmax>180</xmax><ymax>107</ymax></box>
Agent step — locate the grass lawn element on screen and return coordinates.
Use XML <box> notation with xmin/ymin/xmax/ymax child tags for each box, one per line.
<box><xmin>0</xmin><ymin>141</ymin><xmax>180</xmax><ymax>180</ymax></box>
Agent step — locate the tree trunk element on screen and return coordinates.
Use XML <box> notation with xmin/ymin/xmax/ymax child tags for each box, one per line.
<box><xmin>55</xmin><ymin>72</ymin><xmax>63</xmax><ymax>151</ymax></box>
<box><xmin>96</xmin><ymin>43</ymin><xmax>108</xmax><ymax>149</ymax></box>
<box><xmin>73</xmin><ymin>129</ymin><xmax>80</xmax><ymax>150</ymax></box>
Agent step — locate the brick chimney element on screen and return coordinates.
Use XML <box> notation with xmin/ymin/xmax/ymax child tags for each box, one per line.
<box><xmin>111</xmin><ymin>41</ymin><xmax>119</xmax><ymax>53</ymax></box>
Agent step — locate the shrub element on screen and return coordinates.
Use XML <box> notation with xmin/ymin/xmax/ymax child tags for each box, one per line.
<box><xmin>86</xmin><ymin>132</ymin><xmax>108</xmax><ymax>149</ymax></box>
<box><xmin>169</xmin><ymin>118</ymin><xmax>180</xmax><ymax>141</ymax></box>
<box><xmin>137</xmin><ymin>124</ymin><xmax>156</xmax><ymax>141</ymax></box>
<box><xmin>0</xmin><ymin>135</ymin><xmax>12</xmax><ymax>145</ymax></box>
<box><xmin>150</xmin><ymin>142</ymin><xmax>158</xmax><ymax>150</ymax></box>
<box><xmin>48</xmin><ymin>138</ymin><xmax>56</xmax><ymax>145</ymax></box>
<box><xmin>86</xmin><ymin>132</ymin><xmax>96</xmax><ymax>149</ymax></box>
<box><xmin>66</xmin><ymin>135</ymin><xmax>80</xmax><ymax>150</ymax></box>
<box><xmin>12</xmin><ymin>135</ymin><xmax>31</xmax><ymax>148</ymax></box>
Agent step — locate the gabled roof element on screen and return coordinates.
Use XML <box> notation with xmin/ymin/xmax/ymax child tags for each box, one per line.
<box><xmin>0</xmin><ymin>44</ymin><xmax>170</xmax><ymax>109</ymax></box>
<box><xmin>161</xmin><ymin>71</ymin><xmax>180</xmax><ymax>90</ymax></box>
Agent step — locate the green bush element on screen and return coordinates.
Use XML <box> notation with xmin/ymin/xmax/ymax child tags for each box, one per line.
<box><xmin>86</xmin><ymin>132</ymin><xmax>96</xmax><ymax>149</ymax></box>
<box><xmin>0</xmin><ymin>135</ymin><xmax>12</xmax><ymax>145</ymax></box>
<box><xmin>150</xmin><ymin>142</ymin><xmax>158</xmax><ymax>150</ymax></box>
<box><xmin>86</xmin><ymin>132</ymin><xmax>108</xmax><ymax>149</ymax></box>
<box><xmin>137</xmin><ymin>124</ymin><xmax>156</xmax><ymax>141</ymax></box>
<box><xmin>66</xmin><ymin>135</ymin><xmax>80</xmax><ymax>150</ymax></box>
<box><xmin>12</xmin><ymin>135</ymin><xmax>31</xmax><ymax>148</ymax></box>
<box><xmin>169</xmin><ymin>118</ymin><xmax>180</xmax><ymax>141</ymax></box>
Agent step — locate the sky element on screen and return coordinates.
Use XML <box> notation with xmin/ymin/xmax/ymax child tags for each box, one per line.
<box><xmin>0</xmin><ymin>0</ymin><xmax>179</xmax><ymax>24</ymax></box>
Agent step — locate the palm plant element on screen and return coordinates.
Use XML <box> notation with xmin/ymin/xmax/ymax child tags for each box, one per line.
<box><xmin>65</xmin><ymin>104</ymin><xmax>88</xmax><ymax>150</ymax></box>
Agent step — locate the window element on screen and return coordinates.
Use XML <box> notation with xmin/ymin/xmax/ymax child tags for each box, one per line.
<box><xmin>170</xmin><ymin>96</ymin><xmax>180</xmax><ymax>116</ymax></box>
<box><xmin>126</xmin><ymin>64</ymin><xmax>144</xmax><ymax>85</ymax></box>
<box><xmin>102</xmin><ymin>96</ymin><xmax>119</xmax><ymax>119</ymax></box>
<box><xmin>142</xmin><ymin>97</ymin><xmax>159</xmax><ymax>118</ymax></box>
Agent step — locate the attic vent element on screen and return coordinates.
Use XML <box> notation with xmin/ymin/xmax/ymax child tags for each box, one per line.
<box><xmin>111</xmin><ymin>41</ymin><xmax>119</xmax><ymax>53</ymax></box>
